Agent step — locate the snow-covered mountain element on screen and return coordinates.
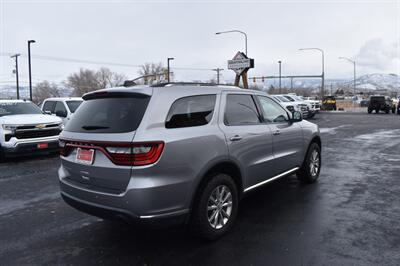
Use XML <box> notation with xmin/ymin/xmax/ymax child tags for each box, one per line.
<box><xmin>342</xmin><ymin>73</ymin><xmax>399</xmax><ymax>91</ymax></box>
<box><xmin>254</xmin><ymin>73</ymin><xmax>400</xmax><ymax>93</ymax></box>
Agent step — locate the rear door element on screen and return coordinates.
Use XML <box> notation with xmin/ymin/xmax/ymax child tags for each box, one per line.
<box><xmin>42</xmin><ymin>100</ymin><xmax>56</xmax><ymax>114</ymax></box>
<box><xmin>219</xmin><ymin>92</ymin><xmax>274</xmax><ymax>188</ymax></box>
<box><xmin>255</xmin><ymin>95</ymin><xmax>304</xmax><ymax>175</ymax></box>
<box><xmin>60</xmin><ymin>93</ymin><xmax>151</xmax><ymax>194</ymax></box>
<box><xmin>54</xmin><ymin>101</ymin><xmax>68</xmax><ymax>124</ymax></box>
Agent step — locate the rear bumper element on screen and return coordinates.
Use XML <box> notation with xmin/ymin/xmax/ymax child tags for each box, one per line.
<box><xmin>61</xmin><ymin>192</ymin><xmax>187</xmax><ymax>226</ymax></box>
<box><xmin>58</xmin><ymin>165</ymin><xmax>191</xmax><ymax>222</ymax></box>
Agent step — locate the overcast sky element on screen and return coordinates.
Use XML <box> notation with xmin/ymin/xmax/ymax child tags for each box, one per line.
<box><xmin>0</xmin><ymin>0</ymin><xmax>399</xmax><ymax>86</ymax></box>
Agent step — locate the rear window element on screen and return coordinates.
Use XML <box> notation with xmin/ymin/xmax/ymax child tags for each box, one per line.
<box><xmin>370</xmin><ymin>96</ymin><xmax>385</xmax><ymax>101</ymax></box>
<box><xmin>66</xmin><ymin>100</ymin><xmax>82</xmax><ymax>113</ymax></box>
<box><xmin>64</xmin><ymin>95</ymin><xmax>150</xmax><ymax>133</ymax></box>
<box><xmin>165</xmin><ymin>95</ymin><xmax>216</xmax><ymax>128</ymax></box>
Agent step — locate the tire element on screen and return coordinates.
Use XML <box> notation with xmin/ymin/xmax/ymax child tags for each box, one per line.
<box><xmin>367</xmin><ymin>108</ymin><xmax>372</xmax><ymax>114</ymax></box>
<box><xmin>375</xmin><ymin>109</ymin><xmax>379</xmax><ymax>114</ymax></box>
<box><xmin>297</xmin><ymin>142</ymin><xmax>321</xmax><ymax>184</ymax></box>
<box><xmin>190</xmin><ymin>173</ymin><xmax>238</xmax><ymax>240</ymax></box>
<box><xmin>385</xmin><ymin>109</ymin><xmax>389</xmax><ymax>114</ymax></box>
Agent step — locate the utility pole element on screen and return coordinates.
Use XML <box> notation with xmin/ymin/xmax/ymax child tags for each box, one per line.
<box><xmin>339</xmin><ymin>57</ymin><xmax>356</xmax><ymax>96</ymax></box>
<box><xmin>10</xmin><ymin>54</ymin><xmax>21</xmax><ymax>100</ymax></box>
<box><xmin>212</xmin><ymin>68</ymin><xmax>223</xmax><ymax>84</ymax></box>
<box><xmin>28</xmin><ymin>40</ymin><xmax>36</xmax><ymax>101</ymax></box>
<box><xmin>278</xmin><ymin>60</ymin><xmax>282</xmax><ymax>93</ymax></box>
<box><xmin>299</xmin><ymin>48</ymin><xmax>325</xmax><ymax>99</ymax></box>
<box><xmin>167</xmin><ymin>57</ymin><xmax>174</xmax><ymax>83</ymax></box>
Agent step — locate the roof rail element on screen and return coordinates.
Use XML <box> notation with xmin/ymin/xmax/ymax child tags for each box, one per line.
<box><xmin>151</xmin><ymin>82</ymin><xmax>218</xmax><ymax>87</ymax></box>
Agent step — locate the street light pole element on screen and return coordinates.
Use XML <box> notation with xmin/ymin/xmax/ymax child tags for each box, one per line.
<box><xmin>28</xmin><ymin>40</ymin><xmax>36</xmax><ymax>101</ymax></box>
<box><xmin>10</xmin><ymin>54</ymin><xmax>21</xmax><ymax>99</ymax></box>
<box><xmin>278</xmin><ymin>60</ymin><xmax>282</xmax><ymax>93</ymax></box>
<box><xmin>215</xmin><ymin>30</ymin><xmax>248</xmax><ymax>56</ymax></box>
<box><xmin>339</xmin><ymin>57</ymin><xmax>356</xmax><ymax>96</ymax></box>
<box><xmin>167</xmin><ymin>57</ymin><xmax>174</xmax><ymax>83</ymax></box>
<box><xmin>299</xmin><ymin>47</ymin><xmax>324</xmax><ymax>99</ymax></box>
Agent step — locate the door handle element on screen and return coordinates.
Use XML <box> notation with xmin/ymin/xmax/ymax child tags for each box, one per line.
<box><xmin>230</xmin><ymin>135</ymin><xmax>242</xmax><ymax>141</ymax></box>
<box><xmin>273</xmin><ymin>130</ymin><xmax>281</xmax><ymax>136</ymax></box>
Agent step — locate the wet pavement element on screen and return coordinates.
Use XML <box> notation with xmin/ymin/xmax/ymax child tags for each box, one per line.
<box><xmin>1</xmin><ymin>112</ymin><xmax>399</xmax><ymax>265</ymax></box>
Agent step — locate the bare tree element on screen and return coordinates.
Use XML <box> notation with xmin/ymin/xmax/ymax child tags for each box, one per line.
<box><xmin>66</xmin><ymin>68</ymin><xmax>127</xmax><ymax>96</ymax></box>
<box><xmin>96</xmin><ymin>67</ymin><xmax>126</xmax><ymax>88</ymax></box>
<box><xmin>137</xmin><ymin>63</ymin><xmax>170</xmax><ymax>84</ymax></box>
<box><xmin>33</xmin><ymin>81</ymin><xmax>61</xmax><ymax>104</ymax></box>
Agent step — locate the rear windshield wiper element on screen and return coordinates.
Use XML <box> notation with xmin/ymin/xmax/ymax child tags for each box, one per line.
<box><xmin>81</xmin><ymin>125</ymin><xmax>110</xmax><ymax>130</ymax></box>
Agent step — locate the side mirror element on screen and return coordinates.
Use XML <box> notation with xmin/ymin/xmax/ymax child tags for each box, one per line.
<box><xmin>290</xmin><ymin>111</ymin><xmax>302</xmax><ymax>122</ymax></box>
<box><xmin>55</xmin><ymin>110</ymin><xmax>67</xmax><ymax>118</ymax></box>
<box><xmin>44</xmin><ymin>110</ymin><xmax>52</xmax><ymax>115</ymax></box>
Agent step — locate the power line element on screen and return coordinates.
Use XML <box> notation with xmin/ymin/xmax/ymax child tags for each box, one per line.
<box><xmin>0</xmin><ymin>52</ymin><xmax>218</xmax><ymax>71</ymax></box>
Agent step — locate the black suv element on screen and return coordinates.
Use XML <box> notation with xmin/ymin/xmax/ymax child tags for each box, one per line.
<box><xmin>367</xmin><ymin>96</ymin><xmax>395</xmax><ymax>114</ymax></box>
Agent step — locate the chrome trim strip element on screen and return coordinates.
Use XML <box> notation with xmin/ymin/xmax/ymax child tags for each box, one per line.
<box><xmin>244</xmin><ymin>167</ymin><xmax>300</xmax><ymax>192</ymax></box>
<box><xmin>139</xmin><ymin>209</ymin><xmax>189</xmax><ymax>219</ymax></box>
<box><xmin>12</xmin><ymin>135</ymin><xmax>60</xmax><ymax>147</ymax></box>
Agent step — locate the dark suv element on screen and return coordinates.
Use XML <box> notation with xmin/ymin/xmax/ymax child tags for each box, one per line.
<box><xmin>367</xmin><ymin>96</ymin><xmax>395</xmax><ymax>114</ymax></box>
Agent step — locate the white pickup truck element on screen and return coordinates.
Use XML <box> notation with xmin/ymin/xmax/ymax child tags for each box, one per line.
<box><xmin>0</xmin><ymin>100</ymin><xmax>62</xmax><ymax>161</ymax></box>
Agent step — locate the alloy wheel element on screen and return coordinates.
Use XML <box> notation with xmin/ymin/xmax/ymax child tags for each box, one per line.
<box><xmin>207</xmin><ymin>185</ymin><xmax>233</xmax><ymax>229</ymax></box>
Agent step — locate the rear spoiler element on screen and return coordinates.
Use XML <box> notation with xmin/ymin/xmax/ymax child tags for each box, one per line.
<box><xmin>82</xmin><ymin>87</ymin><xmax>152</xmax><ymax>100</ymax></box>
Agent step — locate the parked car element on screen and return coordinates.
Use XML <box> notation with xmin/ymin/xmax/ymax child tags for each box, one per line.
<box><xmin>58</xmin><ymin>84</ymin><xmax>321</xmax><ymax>240</ymax></box>
<box><xmin>322</xmin><ymin>96</ymin><xmax>337</xmax><ymax>111</ymax></box>
<box><xmin>360</xmin><ymin>99</ymin><xmax>369</xmax><ymax>107</ymax></box>
<box><xmin>41</xmin><ymin>97</ymin><xmax>83</xmax><ymax>125</ymax></box>
<box><xmin>299</xmin><ymin>96</ymin><xmax>321</xmax><ymax>112</ymax></box>
<box><xmin>271</xmin><ymin>95</ymin><xmax>299</xmax><ymax>113</ymax></box>
<box><xmin>274</xmin><ymin>94</ymin><xmax>311</xmax><ymax>118</ymax></box>
<box><xmin>284</xmin><ymin>94</ymin><xmax>316</xmax><ymax>118</ymax></box>
<box><xmin>0</xmin><ymin>100</ymin><xmax>62</xmax><ymax>161</ymax></box>
<box><xmin>367</xmin><ymin>96</ymin><xmax>395</xmax><ymax>114</ymax></box>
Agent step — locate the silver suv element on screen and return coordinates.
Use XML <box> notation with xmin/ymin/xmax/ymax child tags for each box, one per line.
<box><xmin>58</xmin><ymin>83</ymin><xmax>321</xmax><ymax>240</ymax></box>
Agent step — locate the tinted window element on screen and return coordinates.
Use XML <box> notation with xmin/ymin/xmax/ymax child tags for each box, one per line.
<box><xmin>65</xmin><ymin>96</ymin><xmax>150</xmax><ymax>133</ymax></box>
<box><xmin>257</xmin><ymin>96</ymin><xmax>289</xmax><ymax>123</ymax></box>
<box><xmin>43</xmin><ymin>101</ymin><xmax>56</xmax><ymax>113</ymax></box>
<box><xmin>66</xmin><ymin>100</ymin><xmax>82</xmax><ymax>113</ymax></box>
<box><xmin>0</xmin><ymin>102</ymin><xmax>43</xmax><ymax>117</ymax></box>
<box><xmin>54</xmin><ymin>102</ymin><xmax>67</xmax><ymax>115</ymax></box>
<box><xmin>166</xmin><ymin>95</ymin><xmax>216</xmax><ymax>128</ymax></box>
<box><xmin>224</xmin><ymin>94</ymin><xmax>261</xmax><ymax>126</ymax></box>
<box><xmin>283</xmin><ymin>95</ymin><xmax>295</xmax><ymax>102</ymax></box>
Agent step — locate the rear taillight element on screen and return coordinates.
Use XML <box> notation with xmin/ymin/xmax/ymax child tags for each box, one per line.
<box><xmin>106</xmin><ymin>142</ymin><xmax>164</xmax><ymax>166</ymax></box>
<box><xmin>59</xmin><ymin>139</ymin><xmax>67</xmax><ymax>156</ymax></box>
<box><xmin>59</xmin><ymin>139</ymin><xmax>164</xmax><ymax>166</ymax></box>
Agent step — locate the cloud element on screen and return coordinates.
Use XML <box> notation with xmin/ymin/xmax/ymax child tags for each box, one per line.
<box><xmin>355</xmin><ymin>38</ymin><xmax>399</xmax><ymax>71</ymax></box>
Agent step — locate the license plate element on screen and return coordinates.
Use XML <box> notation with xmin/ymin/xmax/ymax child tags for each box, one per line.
<box><xmin>37</xmin><ymin>143</ymin><xmax>48</xmax><ymax>149</ymax></box>
<box><xmin>76</xmin><ymin>148</ymin><xmax>94</xmax><ymax>165</ymax></box>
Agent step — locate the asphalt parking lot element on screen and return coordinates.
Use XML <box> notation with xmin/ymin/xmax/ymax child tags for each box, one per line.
<box><xmin>1</xmin><ymin>112</ymin><xmax>399</xmax><ymax>266</ymax></box>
